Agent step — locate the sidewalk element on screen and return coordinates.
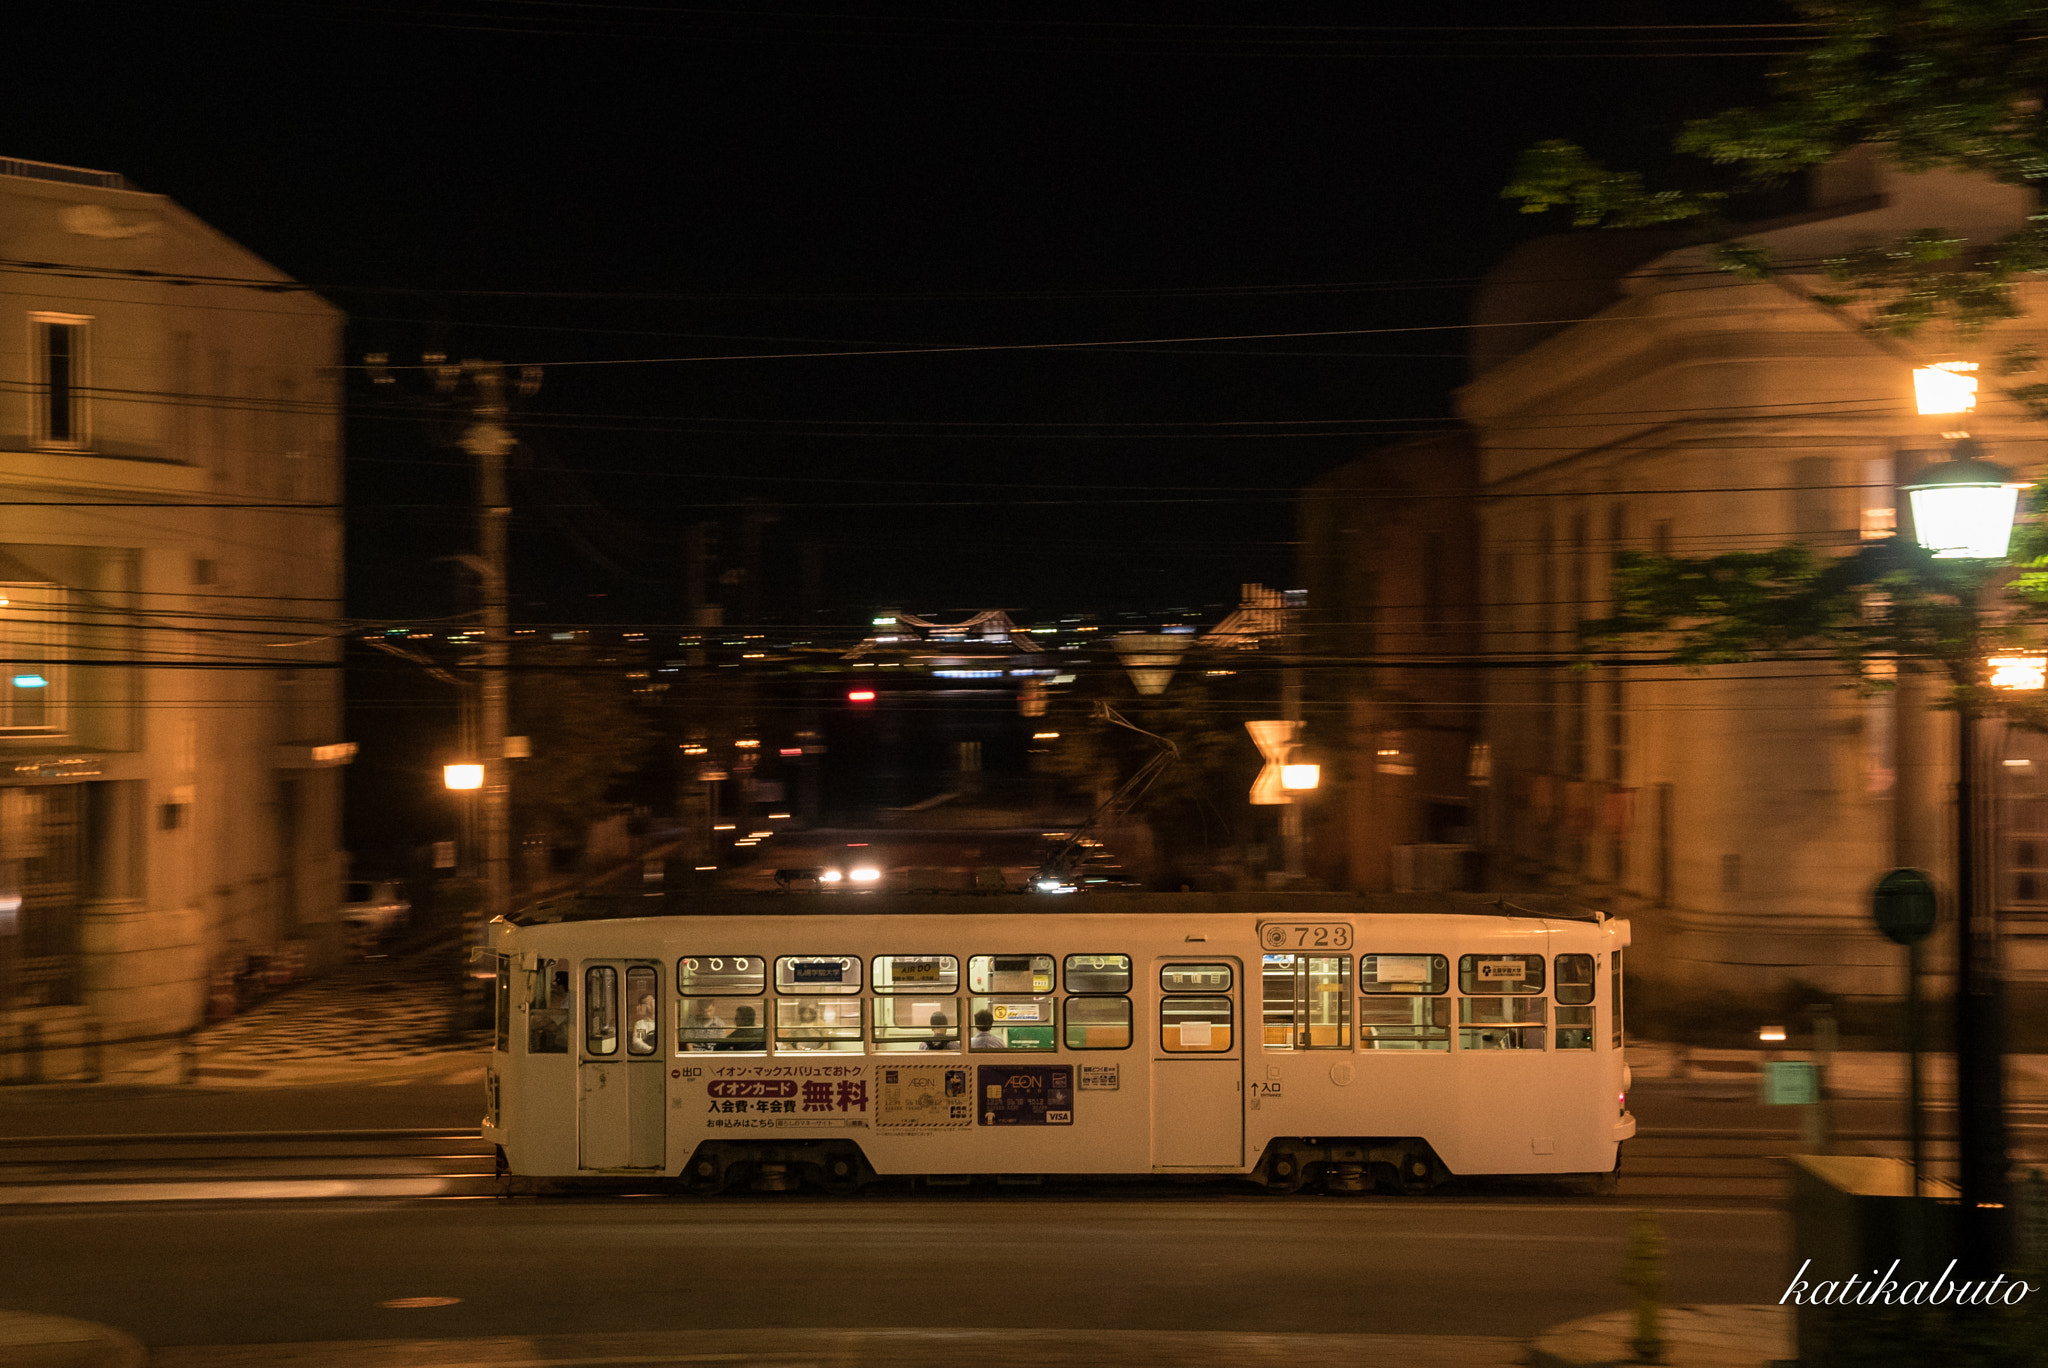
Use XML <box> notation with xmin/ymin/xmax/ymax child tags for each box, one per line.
<box><xmin>0</xmin><ymin>1313</ymin><xmax>1797</xmax><ymax>1368</ymax></box>
<box><xmin>1626</xmin><ymin>1039</ymin><xmax>2048</xmax><ymax>1101</ymax></box>
<box><xmin>56</xmin><ymin>944</ymin><xmax>492</xmax><ymax>1092</ymax></box>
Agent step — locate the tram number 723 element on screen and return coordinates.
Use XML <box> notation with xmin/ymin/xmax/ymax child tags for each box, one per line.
<box><xmin>1259</xmin><ymin>923</ymin><xmax>1352</xmax><ymax>951</ymax></box>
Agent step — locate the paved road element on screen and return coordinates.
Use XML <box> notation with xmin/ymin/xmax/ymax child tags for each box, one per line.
<box><xmin>0</xmin><ymin>1195</ymin><xmax>1785</xmax><ymax>1350</ymax></box>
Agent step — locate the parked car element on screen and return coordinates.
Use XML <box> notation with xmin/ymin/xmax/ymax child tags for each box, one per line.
<box><xmin>341</xmin><ymin>879</ymin><xmax>411</xmax><ymax>950</ymax></box>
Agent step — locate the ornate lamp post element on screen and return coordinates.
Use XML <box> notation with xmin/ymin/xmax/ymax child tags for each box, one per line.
<box><xmin>1901</xmin><ymin>441</ymin><xmax>2026</xmax><ymax>1271</ymax></box>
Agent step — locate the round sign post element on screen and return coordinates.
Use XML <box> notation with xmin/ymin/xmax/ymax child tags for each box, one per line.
<box><xmin>1872</xmin><ymin>868</ymin><xmax>1939</xmax><ymax>1208</ymax></box>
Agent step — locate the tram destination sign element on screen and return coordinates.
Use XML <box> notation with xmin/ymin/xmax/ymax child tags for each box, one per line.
<box><xmin>1260</xmin><ymin>922</ymin><xmax>1353</xmax><ymax>951</ymax></box>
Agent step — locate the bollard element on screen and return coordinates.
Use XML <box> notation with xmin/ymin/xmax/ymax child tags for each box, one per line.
<box><xmin>1620</xmin><ymin>1209</ymin><xmax>1665</xmax><ymax>1364</ymax></box>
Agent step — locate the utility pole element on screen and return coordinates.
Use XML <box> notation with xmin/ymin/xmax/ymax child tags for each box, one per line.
<box><xmin>447</xmin><ymin>361</ymin><xmax>526</xmax><ymax>943</ymax></box>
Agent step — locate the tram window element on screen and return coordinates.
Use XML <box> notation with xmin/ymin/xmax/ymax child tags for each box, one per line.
<box><xmin>1161</xmin><ymin>995</ymin><xmax>1232</xmax><ymax>1052</ymax></box>
<box><xmin>1612</xmin><ymin>948</ymin><xmax>1625</xmax><ymax>1049</ymax></box>
<box><xmin>968</xmin><ymin>996</ymin><xmax>1057</xmax><ymax>1051</ymax></box>
<box><xmin>677</xmin><ymin>997</ymin><xmax>760</xmax><ymax>1052</ymax></box>
<box><xmin>528</xmin><ymin>958</ymin><xmax>571</xmax><ymax>1054</ymax></box>
<box><xmin>1459</xmin><ymin>954</ymin><xmax>1546</xmax><ymax>995</ymax></box>
<box><xmin>1556</xmin><ymin>1005</ymin><xmax>1595</xmax><ymax>1050</ymax></box>
<box><xmin>1065</xmin><ymin>953</ymin><xmax>1132</xmax><ymax>994</ymax></box>
<box><xmin>775</xmin><ymin>955</ymin><xmax>863</xmax><ymax>995</ymax></box>
<box><xmin>1160</xmin><ymin>962</ymin><xmax>1232</xmax><ymax>994</ymax></box>
<box><xmin>774</xmin><ymin>998</ymin><xmax>863</xmax><ymax>1052</ymax></box>
<box><xmin>1064</xmin><ymin>996</ymin><xmax>1133</xmax><ymax>1050</ymax></box>
<box><xmin>1358</xmin><ymin>996</ymin><xmax>1450</xmax><ymax>1051</ymax></box>
<box><xmin>872</xmin><ymin>955</ymin><xmax>959</xmax><ymax>993</ymax></box>
<box><xmin>585</xmin><ymin>965</ymin><xmax>619</xmax><ymax>1056</ymax></box>
<box><xmin>1304</xmin><ymin>957</ymin><xmax>1349</xmax><ymax>1048</ymax></box>
<box><xmin>1459</xmin><ymin>996</ymin><xmax>1546</xmax><ymax>1050</ymax></box>
<box><xmin>495</xmin><ymin>955</ymin><xmax>511</xmax><ymax>1053</ymax></box>
<box><xmin>1261</xmin><ymin>954</ymin><xmax>1352</xmax><ymax>1050</ymax></box>
<box><xmin>1555</xmin><ymin>954</ymin><xmax>1595</xmax><ymax>1005</ymax></box>
<box><xmin>625</xmin><ymin>965</ymin><xmax>659</xmax><ymax>1056</ymax></box>
<box><xmin>873</xmin><ymin>996</ymin><xmax>961</xmax><ymax>1051</ymax></box>
<box><xmin>1359</xmin><ymin>954</ymin><xmax>1448</xmax><ymax>995</ymax></box>
<box><xmin>678</xmin><ymin>955</ymin><xmax>766</xmax><ymax>996</ymax></box>
<box><xmin>969</xmin><ymin>954</ymin><xmax>1054</xmax><ymax>993</ymax></box>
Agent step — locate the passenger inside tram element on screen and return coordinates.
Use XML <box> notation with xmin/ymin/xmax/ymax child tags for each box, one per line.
<box><xmin>970</xmin><ymin>1009</ymin><xmax>1002</xmax><ymax>1050</ymax></box>
<box><xmin>722</xmin><ymin>1004</ymin><xmax>766</xmax><ymax>1049</ymax></box>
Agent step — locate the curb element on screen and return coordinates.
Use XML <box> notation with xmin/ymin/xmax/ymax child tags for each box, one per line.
<box><xmin>0</xmin><ymin>1310</ymin><xmax>147</xmax><ymax>1368</ymax></box>
<box><xmin>1529</xmin><ymin>1305</ymin><xmax>1792</xmax><ymax>1368</ymax></box>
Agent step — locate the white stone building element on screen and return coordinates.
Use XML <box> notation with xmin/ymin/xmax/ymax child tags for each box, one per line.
<box><xmin>1459</xmin><ymin>149</ymin><xmax>2048</xmax><ymax>1001</ymax></box>
<box><xmin>0</xmin><ymin>157</ymin><xmax>348</xmax><ymax>1075</ymax></box>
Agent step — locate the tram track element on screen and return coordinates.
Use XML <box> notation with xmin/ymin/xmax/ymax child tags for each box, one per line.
<box><xmin>7</xmin><ymin>1121</ymin><xmax>2034</xmax><ymax>1206</ymax></box>
<box><xmin>0</xmin><ymin>1128</ymin><xmax>501</xmax><ymax>1202</ymax></box>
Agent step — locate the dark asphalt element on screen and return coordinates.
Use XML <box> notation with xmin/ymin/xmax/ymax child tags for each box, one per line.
<box><xmin>0</xmin><ymin>1197</ymin><xmax>1785</xmax><ymax>1347</ymax></box>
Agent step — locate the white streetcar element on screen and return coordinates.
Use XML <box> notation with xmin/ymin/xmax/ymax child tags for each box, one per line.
<box><xmin>483</xmin><ymin>892</ymin><xmax>1634</xmax><ymax>1194</ymax></box>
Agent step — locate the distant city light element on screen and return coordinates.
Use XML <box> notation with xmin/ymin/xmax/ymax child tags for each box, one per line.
<box><xmin>713</xmin><ymin>824</ymin><xmax>736</xmax><ymax>831</ymax></box>
<box><xmin>1032</xmin><ymin>731</ymin><xmax>1060</xmax><ymax>740</ymax></box>
<box><xmin>1914</xmin><ymin>361</ymin><xmax>1979</xmax><ymax>416</ymax></box>
<box><xmin>1990</xmin><ymin>655</ymin><xmax>2048</xmax><ymax>691</ymax></box>
<box><xmin>769</xmin><ymin>812</ymin><xmax>791</xmax><ymax>819</ymax></box>
<box><xmin>848</xmin><ymin>689</ymin><xmax>876</xmax><ymax>702</ymax></box>
<box><xmin>1758</xmin><ymin>1025</ymin><xmax>1787</xmax><ymax>1043</ymax></box>
<box><xmin>11</xmin><ymin>674</ymin><xmax>47</xmax><ymax>689</ymax></box>
<box><xmin>443</xmin><ymin>764</ymin><xmax>483</xmax><ymax>790</ymax></box>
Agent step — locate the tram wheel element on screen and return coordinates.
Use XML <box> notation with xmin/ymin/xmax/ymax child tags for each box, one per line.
<box><xmin>1395</xmin><ymin>1152</ymin><xmax>1438</xmax><ymax>1194</ymax></box>
<box><xmin>819</xmin><ymin>1155</ymin><xmax>866</xmax><ymax>1195</ymax></box>
<box><xmin>685</xmin><ymin>1157</ymin><xmax>729</xmax><ymax>1196</ymax></box>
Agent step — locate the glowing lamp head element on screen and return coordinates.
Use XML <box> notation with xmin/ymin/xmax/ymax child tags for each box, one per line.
<box><xmin>1280</xmin><ymin>763</ymin><xmax>1321</xmax><ymax>791</ymax></box>
<box><xmin>1904</xmin><ymin>446</ymin><xmax>2025</xmax><ymax>559</ymax></box>
<box><xmin>1914</xmin><ymin>362</ymin><xmax>1979</xmax><ymax>416</ymax></box>
<box><xmin>443</xmin><ymin>763</ymin><xmax>484</xmax><ymax>791</ymax></box>
<box><xmin>1758</xmin><ymin>1025</ymin><xmax>1787</xmax><ymax>1043</ymax></box>
<box><xmin>1990</xmin><ymin>656</ymin><xmax>2048</xmax><ymax>691</ymax></box>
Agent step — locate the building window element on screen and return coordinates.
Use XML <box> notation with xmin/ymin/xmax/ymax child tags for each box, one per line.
<box><xmin>0</xmin><ymin>583</ymin><xmax>64</xmax><ymax>734</ymax></box>
<box><xmin>31</xmin><ymin>314</ymin><xmax>89</xmax><ymax>449</ymax></box>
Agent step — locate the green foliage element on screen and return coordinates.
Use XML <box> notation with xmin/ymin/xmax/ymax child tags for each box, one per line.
<box><xmin>1502</xmin><ymin>4</ymin><xmax>2048</xmax><ymax>352</ymax></box>
<box><xmin>1504</xmin><ymin>139</ymin><xmax>1720</xmax><ymax>228</ymax></box>
<box><xmin>1588</xmin><ymin>542</ymin><xmax>2039</xmax><ymax>696</ymax></box>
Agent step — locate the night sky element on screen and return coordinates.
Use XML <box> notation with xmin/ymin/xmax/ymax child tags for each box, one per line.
<box><xmin>9</xmin><ymin>2</ymin><xmax>1788</xmax><ymax>627</ymax></box>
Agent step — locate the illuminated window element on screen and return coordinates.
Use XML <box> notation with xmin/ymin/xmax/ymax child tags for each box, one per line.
<box><xmin>0</xmin><ymin>583</ymin><xmax>64</xmax><ymax>734</ymax></box>
<box><xmin>31</xmin><ymin>313</ymin><xmax>90</xmax><ymax>448</ymax></box>
<box><xmin>1554</xmin><ymin>953</ymin><xmax>1596</xmax><ymax>1050</ymax></box>
<box><xmin>1260</xmin><ymin>954</ymin><xmax>1351</xmax><ymax>1050</ymax></box>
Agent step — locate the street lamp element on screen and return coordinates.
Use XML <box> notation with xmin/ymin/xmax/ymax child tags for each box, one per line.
<box><xmin>1901</xmin><ymin>441</ymin><xmax>2028</xmax><ymax>1271</ymax></box>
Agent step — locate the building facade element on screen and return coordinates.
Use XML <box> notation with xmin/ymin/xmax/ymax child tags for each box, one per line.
<box><xmin>1458</xmin><ymin>149</ymin><xmax>2045</xmax><ymax>1000</ymax></box>
<box><xmin>0</xmin><ymin>158</ymin><xmax>348</xmax><ymax>1071</ymax></box>
<box><xmin>1297</xmin><ymin>435</ymin><xmax>1485</xmax><ymax>893</ymax></box>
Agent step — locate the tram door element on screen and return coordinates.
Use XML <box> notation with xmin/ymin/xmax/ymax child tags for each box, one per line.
<box><xmin>579</xmin><ymin>961</ymin><xmax>665</xmax><ymax>1169</ymax></box>
<box><xmin>1152</xmin><ymin>959</ymin><xmax>1243</xmax><ymax>1168</ymax></box>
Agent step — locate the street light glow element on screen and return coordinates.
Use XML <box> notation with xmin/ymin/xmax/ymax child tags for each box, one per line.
<box><xmin>1904</xmin><ymin>447</ymin><xmax>2026</xmax><ymax>559</ymax></box>
<box><xmin>1914</xmin><ymin>361</ymin><xmax>1979</xmax><ymax>415</ymax></box>
<box><xmin>1990</xmin><ymin>656</ymin><xmax>2047</xmax><ymax>691</ymax></box>
<box><xmin>443</xmin><ymin>763</ymin><xmax>484</xmax><ymax>790</ymax></box>
<box><xmin>1281</xmin><ymin>763</ymin><xmax>1321</xmax><ymax>791</ymax></box>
